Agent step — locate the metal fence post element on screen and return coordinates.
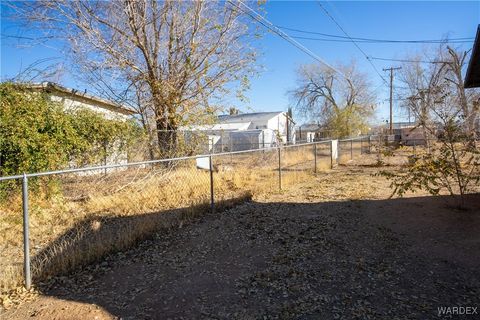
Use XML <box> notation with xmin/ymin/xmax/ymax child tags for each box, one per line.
<box><xmin>350</xmin><ymin>139</ymin><xmax>353</xmax><ymax>159</ymax></box>
<box><xmin>22</xmin><ymin>173</ymin><xmax>31</xmax><ymax>290</ymax></box>
<box><xmin>330</xmin><ymin>140</ymin><xmax>333</xmax><ymax>169</ymax></box>
<box><xmin>368</xmin><ymin>136</ymin><xmax>371</xmax><ymax>154</ymax></box>
<box><xmin>314</xmin><ymin>143</ymin><xmax>317</xmax><ymax>173</ymax></box>
<box><xmin>337</xmin><ymin>140</ymin><xmax>340</xmax><ymax>163</ymax></box>
<box><xmin>278</xmin><ymin>145</ymin><xmax>282</xmax><ymax>191</ymax></box>
<box><xmin>209</xmin><ymin>155</ymin><xmax>214</xmax><ymax>213</ymax></box>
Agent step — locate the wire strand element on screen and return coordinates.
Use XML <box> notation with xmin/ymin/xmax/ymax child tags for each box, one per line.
<box><xmin>228</xmin><ymin>0</ymin><xmax>349</xmax><ymax>81</ymax></box>
<box><xmin>276</xmin><ymin>25</ymin><xmax>474</xmax><ymax>43</ymax></box>
<box><xmin>315</xmin><ymin>1</ymin><xmax>389</xmax><ymax>86</ymax></box>
<box><xmin>368</xmin><ymin>56</ymin><xmax>446</xmax><ymax>64</ymax></box>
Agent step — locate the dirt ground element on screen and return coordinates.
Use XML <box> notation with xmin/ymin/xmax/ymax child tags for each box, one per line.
<box><xmin>2</xmin><ymin>163</ymin><xmax>480</xmax><ymax>319</ymax></box>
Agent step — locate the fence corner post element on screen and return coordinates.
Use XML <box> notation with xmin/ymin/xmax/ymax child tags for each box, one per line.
<box><xmin>314</xmin><ymin>143</ymin><xmax>317</xmax><ymax>173</ymax></box>
<box><xmin>209</xmin><ymin>155</ymin><xmax>214</xmax><ymax>214</ymax></box>
<box><xmin>22</xmin><ymin>173</ymin><xmax>31</xmax><ymax>290</ymax></box>
<box><xmin>278</xmin><ymin>145</ymin><xmax>282</xmax><ymax>191</ymax></box>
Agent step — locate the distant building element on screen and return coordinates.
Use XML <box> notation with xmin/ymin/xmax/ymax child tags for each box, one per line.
<box><xmin>295</xmin><ymin>123</ymin><xmax>339</xmax><ymax>141</ymax></box>
<box><xmin>296</xmin><ymin>123</ymin><xmax>320</xmax><ymax>142</ymax></box>
<box><xmin>183</xmin><ymin>111</ymin><xmax>296</xmax><ymax>152</ymax></box>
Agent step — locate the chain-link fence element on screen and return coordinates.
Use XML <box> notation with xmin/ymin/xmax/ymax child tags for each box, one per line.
<box><xmin>0</xmin><ymin>137</ymin><xmax>370</xmax><ymax>293</ymax></box>
<box><xmin>337</xmin><ymin>136</ymin><xmax>370</xmax><ymax>164</ymax></box>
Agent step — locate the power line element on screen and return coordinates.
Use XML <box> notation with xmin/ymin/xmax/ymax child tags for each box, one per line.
<box><xmin>368</xmin><ymin>56</ymin><xmax>446</xmax><ymax>64</ymax></box>
<box><xmin>315</xmin><ymin>1</ymin><xmax>389</xmax><ymax>86</ymax></box>
<box><xmin>227</xmin><ymin>0</ymin><xmax>349</xmax><ymax>80</ymax></box>
<box><xmin>290</xmin><ymin>35</ymin><xmax>473</xmax><ymax>44</ymax></box>
<box><xmin>276</xmin><ymin>25</ymin><xmax>474</xmax><ymax>43</ymax></box>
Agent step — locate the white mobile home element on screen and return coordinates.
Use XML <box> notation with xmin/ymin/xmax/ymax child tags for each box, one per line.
<box><xmin>183</xmin><ymin>111</ymin><xmax>295</xmax><ymax>152</ymax></box>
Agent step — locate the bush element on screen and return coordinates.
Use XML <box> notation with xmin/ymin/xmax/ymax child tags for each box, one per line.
<box><xmin>67</xmin><ymin>109</ymin><xmax>142</xmax><ymax>167</ymax></box>
<box><xmin>0</xmin><ymin>82</ymin><xmax>142</xmax><ymax>195</ymax></box>
<box><xmin>0</xmin><ymin>83</ymin><xmax>78</xmax><ymax>176</ymax></box>
<box><xmin>380</xmin><ymin>118</ymin><xmax>479</xmax><ymax>208</ymax></box>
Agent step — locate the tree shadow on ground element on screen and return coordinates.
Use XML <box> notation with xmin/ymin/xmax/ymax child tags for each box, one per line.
<box><xmin>7</xmin><ymin>193</ymin><xmax>480</xmax><ymax>319</ymax></box>
<box><xmin>30</xmin><ymin>192</ymin><xmax>252</xmax><ymax>285</ymax></box>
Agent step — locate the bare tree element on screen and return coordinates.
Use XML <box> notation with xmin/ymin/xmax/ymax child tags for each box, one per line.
<box><xmin>398</xmin><ymin>48</ymin><xmax>449</xmax><ymax>147</ymax></box>
<box><xmin>383</xmin><ymin>45</ymin><xmax>480</xmax><ymax>209</ymax></box>
<box><xmin>5</xmin><ymin>57</ymin><xmax>64</xmax><ymax>83</ymax></box>
<box><xmin>399</xmin><ymin>45</ymin><xmax>479</xmax><ymax>144</ymax></box>
<box><xmin>290</xmin><ymin>62</ymin><xmax>376</xmax><ymax>138</ymax></box>
<box><xmin>442</xmin><ymin>46</ymin><xmax>479</xmax><ymax>140</ymax></box>
<box><xmin>9</xmin><ymin>0</ymin><xmax>259</xmax><ymax>156</ymax></box>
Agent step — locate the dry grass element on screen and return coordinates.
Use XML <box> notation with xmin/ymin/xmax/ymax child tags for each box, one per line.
<box><xmin>0</xmin><ymin>146</ymin><xmax>326</xmax><ymax>293</ymax></box>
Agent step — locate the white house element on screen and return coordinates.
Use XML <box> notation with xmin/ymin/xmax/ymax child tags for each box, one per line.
<box><xmin>26</xmin><ymin>82</ymin><xmax>137</xmax><ymax>168</ymax></box>
<box><xmin>27</xmin><ymin>82</ymin><xmax>136</xmax><ymax>120</ymax></box>
<box><xmin>183</xmin><ymin>111</ymin><xmax>296</xmax><ymax>152</ymax></box>
<box><xmin>296</xmin><ymin>123</ymin><xmax>321</xmax><ymax>142</ymax></box>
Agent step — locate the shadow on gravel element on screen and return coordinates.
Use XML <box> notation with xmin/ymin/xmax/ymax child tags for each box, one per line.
<box><xmin>30</xmin><ymin>193</ymin><xmax>252</xmax><ymax>286</ymax></box>
<box><xmin>24</xmin><ymin>194</ymin><xmax>480</xmax><ymax>319</ymax></box>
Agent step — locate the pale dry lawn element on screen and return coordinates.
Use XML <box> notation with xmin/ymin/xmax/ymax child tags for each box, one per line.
<box><xmin>0</xmin><ymin>147</ymin><xmax>316</xmax><ymax>294</ymax></box>
<box><xmin>2</xmin><ymin>141</ymin><xmax>477</xmax><ymax>309</ymax></box>
<box><xmin>3</xmin><ymin>146</ymin><xmax>478</xmax><ymax>319</ymax></box>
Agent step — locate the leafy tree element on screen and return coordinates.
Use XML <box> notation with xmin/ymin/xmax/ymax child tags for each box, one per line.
<box><xmin>382</xmin><ymin>44</ymin><xmax>480</xmax><ymax>209</ymax></box>
<box><xmin>290</xmin><ymin>62</ymin><xmax>375</xmax><ymax>139</ymax></box>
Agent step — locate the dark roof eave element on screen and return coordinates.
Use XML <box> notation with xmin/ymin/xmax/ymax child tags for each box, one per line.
<box><xmin>465</xmin><ymin>25</ymin><xmax>480</xmax><ymax>88</ymax></box>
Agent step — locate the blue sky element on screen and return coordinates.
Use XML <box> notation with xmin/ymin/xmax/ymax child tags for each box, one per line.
<box><xmin>1</xmin><ymin>1</ymin><xmax>479</xmax><ymax>124</ymax></box>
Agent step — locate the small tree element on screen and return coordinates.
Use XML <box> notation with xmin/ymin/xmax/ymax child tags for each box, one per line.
<box><xmin>385</xmin><ymin>44</ymin><xmax>480</xmax><ymax>208</ymax></box>
<box><xmin>381</xmin><ymin>106</ymin><xmax>479</xmax><ymax>208</ymax></box>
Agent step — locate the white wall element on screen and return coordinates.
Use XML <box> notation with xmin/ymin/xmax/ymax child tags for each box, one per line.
<box><xmin>49</xmin><ymin>95</ymin><xmax>129</xmax><ymax>121</ymax></box>
<box><xmin>266</xmin><ymin>113</ymin><xmax>294</xmax><ymax>143</ymax></box>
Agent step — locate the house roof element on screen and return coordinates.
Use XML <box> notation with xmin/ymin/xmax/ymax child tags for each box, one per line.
<box><xmin>218</xmin><ymin>111</ymin><xmax>295</xmax><ymax>124</ymax></box>
<box><xmin>465</xmin><ymin>25</ymin><xmax>480</xmax><ymax>88</ymax></box>
<box><xmin>182</xmin><ymin>122</ymin><xmax>252</xmax><ymax>131</ymax></box>
<box><xmin>297</xmin><ymin>123</ymin><xmax>321</xmax><ymax>131</ymax></box>
<box><xmin>26</xmin><ymin>82</ymin><xmax>137</xmax><ymax>116</ymax></box>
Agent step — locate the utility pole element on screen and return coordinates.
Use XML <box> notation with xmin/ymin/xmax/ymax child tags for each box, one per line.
<box><xmin>383</xmin><ymin>67</ymin><xmax>401</xmax><ymax>135</ymax></box>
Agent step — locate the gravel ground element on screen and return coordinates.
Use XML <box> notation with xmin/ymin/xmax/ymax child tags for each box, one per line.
<box><xmin>2</xmin><ymin>166</ymin><xmax>480</xmax><ymax>320</ymax></box>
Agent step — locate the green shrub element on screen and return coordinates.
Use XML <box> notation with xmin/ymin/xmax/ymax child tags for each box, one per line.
<box><xmin>0</xmin><ymin>82</ymin><xmax>143</xmax><ymax>196</ymax></box>
<box><xmin>0</xmin><ymin>83</ymin><xmax>78</xmax><ymax>176</ymax></box>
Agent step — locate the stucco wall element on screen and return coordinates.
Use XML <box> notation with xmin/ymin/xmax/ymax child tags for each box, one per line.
<box><xmin>49</xmin><ymin>94</ymin><xmax>130</xmax><ymax>121</ymax></box>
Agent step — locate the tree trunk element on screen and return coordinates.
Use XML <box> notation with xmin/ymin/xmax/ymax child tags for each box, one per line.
<box><xmin>155</xmin><ymin>110</ymin><xmax>178</xmax><ymax>158</ymax></box>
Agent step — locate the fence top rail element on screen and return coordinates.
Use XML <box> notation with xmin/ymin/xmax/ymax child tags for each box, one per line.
<box><xmin>283</xmin><ymin>140</ymin><xmax>332</xmax><ymax>149</ymax></box>
<box><xmin>338</xmin><ymin>136</ymin><xmax>367</xmax><ymax>142</ymax></box>
<box><xmin>0</xmin><ymin>138</ymin><xmax>368</xmax><ymax>182</ymax></box>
